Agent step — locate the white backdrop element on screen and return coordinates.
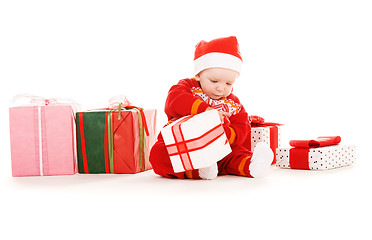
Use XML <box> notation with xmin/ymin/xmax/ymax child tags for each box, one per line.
<box><xmin>1</xmin><ymin>0</ymin><xmax>371</xmax><ymax>239</ymax></box>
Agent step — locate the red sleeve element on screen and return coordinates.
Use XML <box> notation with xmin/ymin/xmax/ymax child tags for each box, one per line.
<box><xmin>164</xmin><ymin>78</ymin><xmax>210</xmax><ymax>120</ymax></box>
<box><xmin>222</xmin><ymin>95</ymin><xmax>250</xmax><ymax>147</ymax></box>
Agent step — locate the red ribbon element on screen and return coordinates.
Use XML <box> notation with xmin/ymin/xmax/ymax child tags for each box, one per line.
<box><xmin>288</xmin><ymin>136</ymin><xmax>341</xmax><ymax>169</ymax></box>
<box><xmin>289</xmin><ymin>136</ymin><xmax>341</xmax><ymax>148</ymax></box>
<box><xmin>104</xmin><ymin>111</ymin><xmax>111</xmax><ymax>174</ymax></box>
<box><xmin>78</xmin><ymin>112</ymin><xmax>89</xmax><ymax>174</ymax></box>
<box><xmin>289</xmin><ymin>148</ymin><xmax>311</xmax><ymax>169</ymax></box>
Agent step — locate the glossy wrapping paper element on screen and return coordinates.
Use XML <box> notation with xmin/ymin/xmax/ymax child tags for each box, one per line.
<box><xmin>76</xmin><ymin>108</ymin><xmax>156</xmax><ymax>174</ymax></box>
<box><xmin>9</xmin><ymin>105</ymin><xmax>77</xmax><ymax>177</ymax></box>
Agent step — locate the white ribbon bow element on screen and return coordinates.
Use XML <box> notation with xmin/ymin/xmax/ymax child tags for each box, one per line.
<box><xmin>108</xmin><ymin>95</ymin><xmax>131</xmax><ymax>110</ymax></box>
<box><xmin>10</xmin><ymin>93</ymin><xmax>81</xmax><ymax>113</ymax></box>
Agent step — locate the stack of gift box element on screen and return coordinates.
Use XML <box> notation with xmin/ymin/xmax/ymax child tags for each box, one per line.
<box><xmin>247</xmin><ymin>117</ymin><xmax>356</xmax><ymax>170</ymax></box>
<box><xmin>8</xmin><ymin>94</ymin><xmax>355</xmax><ymax>177</ymax></box>
<box><xmin>9</xmin><ymin>95</ymin><xmax>157</xmax><ymax>177</ymax></box>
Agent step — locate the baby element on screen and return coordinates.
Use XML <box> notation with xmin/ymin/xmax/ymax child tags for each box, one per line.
<box><xmin>149</xmin><ymin>36</ymin><xmax>273</xmax><ymax>179</ymax></box>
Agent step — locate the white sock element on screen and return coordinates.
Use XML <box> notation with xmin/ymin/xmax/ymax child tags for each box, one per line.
<box><xmin>199</xmin><ymin>163</ymin><xmax>218</xmax><ymax>180</ymax></box>
<box><xmin>249</xmin><ymin>142</ymin><xmax>274</xmax><ymax>178</ymax></box>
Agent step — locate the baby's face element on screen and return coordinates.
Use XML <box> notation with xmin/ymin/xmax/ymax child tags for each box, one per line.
<box><xmin>195</xmin><ymin>68</ymin><xmax>238</xmax><ymax>100</ymax></box>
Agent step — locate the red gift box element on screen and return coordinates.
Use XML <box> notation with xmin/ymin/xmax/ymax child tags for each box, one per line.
<box><xmin>76</xmin><ymin>106</ymin><xmax>157</xmax><ymax>174</ymax></box>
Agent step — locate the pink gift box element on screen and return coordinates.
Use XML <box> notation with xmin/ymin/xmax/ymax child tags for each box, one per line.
<box><xmin>9</xmin><ymin>105</ymin><xmax>77</xmax><ymax>177</ymax></box>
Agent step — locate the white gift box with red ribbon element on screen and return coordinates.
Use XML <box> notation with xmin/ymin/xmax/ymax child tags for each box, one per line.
<box><xmin>161</xmin><ymin>109</ymin><xmax>232</xmax><ymax>173</ymax></box>
<box><xmin>248</xmin><ymin>124</ymin><xmax>282</xmax><ymax>164</ymax></box>
<box><xmin>276</xmin><ymin>145</ymin><xmax>356</xmax><ymax>170</ymax></box>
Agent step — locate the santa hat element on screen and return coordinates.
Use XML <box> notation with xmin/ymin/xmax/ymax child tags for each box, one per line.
<box><xmin>194</xmin><ymin>36</ymin><xmax>243</xmax><ymax>75</ymax></box>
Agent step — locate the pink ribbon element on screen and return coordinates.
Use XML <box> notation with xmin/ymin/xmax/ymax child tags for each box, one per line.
<box><xmin>11</xmin><ymin>94</ymin><xmax>81</xmax><ymax>112</ymax></box>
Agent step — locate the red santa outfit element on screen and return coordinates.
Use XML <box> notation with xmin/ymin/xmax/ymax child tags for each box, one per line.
<box><xmin>149</xmin><ymin>78</ymin><xmax>254</xmax><ymax>179</ymax></box>
<box><xmin>149</xmin><ymin>36</ymin><xmax>273</xmax><ymax>179</ymax></box>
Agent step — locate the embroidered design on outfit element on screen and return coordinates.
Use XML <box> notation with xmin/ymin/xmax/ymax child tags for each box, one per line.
<box><xmin>191</xmin><ymin>87</ymin><xmax>241</xmax><ymax>116</ymax></box>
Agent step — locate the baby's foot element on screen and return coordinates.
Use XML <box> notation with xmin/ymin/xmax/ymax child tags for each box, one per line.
<box><xmin>249</xmin><ymin>142</ymin><xmax>274</xmax><ymax>178</ymax></box>
<box><xmin>199</xmin><ymin>163</ymin><xmax>218</xmax><ymax>180</ymax></box>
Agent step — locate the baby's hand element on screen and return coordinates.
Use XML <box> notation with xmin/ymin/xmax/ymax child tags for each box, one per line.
<box><xmin>206</xmin><ymin>107</ymin><xmax>229</xmax><ymax>123</ymax></box>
